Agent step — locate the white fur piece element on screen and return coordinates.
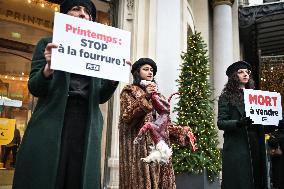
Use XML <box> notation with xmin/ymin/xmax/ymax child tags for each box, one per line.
<box><xmin>140</xmin><ymin>80</ymin><xmax>152</xmax><ymax>87</ymax></box>
<box><xmin>141</xmin><ymin>140</ymin><xmax>172</xmax><ymax>164</ymax></box>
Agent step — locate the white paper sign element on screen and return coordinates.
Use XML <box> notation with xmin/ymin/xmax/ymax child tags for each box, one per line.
<box><xmin>0</xmin><ymin>99</ymin><xmax>22</xmax><ymax>107</ymax></box>
<box><xmin>51</xmin><ymin>12</ymin><xmax>131</xmax><ymax>83</ymax></box>
<box><xmin>3</xmin><ymin>100</ymin><xmax>22</xmax><ymax>107</ymax></box>
<box><xmin>244</xmin><ymin>89</ymin><xmax>282</xmax><ymax>126</ymax></box>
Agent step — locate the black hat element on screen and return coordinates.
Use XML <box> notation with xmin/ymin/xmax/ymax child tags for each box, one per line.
<box><xmin>131</xmin><ymin>58</ymin><xmax>157</xmax><ymax>76</ymax></box>
<box><xmin>60</xmin><ymin>0</ymin><xmax>96</xmax><ymax>21</ymax></box>
<box><xmin>226</xmin><ymin>61</ymin><xmax>251</xmax><ymax>76</ymax></box>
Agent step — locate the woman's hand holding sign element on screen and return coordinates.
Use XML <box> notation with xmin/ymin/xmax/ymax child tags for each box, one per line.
<box><xmin>236</xmin><ymin>117</ymin><xmax>253</xmax><ymax>128</ymax></box>
<box><xmin>43</xmin><ymin>43</ymin><xmax>58</xmax><ymax>78</ymax></box>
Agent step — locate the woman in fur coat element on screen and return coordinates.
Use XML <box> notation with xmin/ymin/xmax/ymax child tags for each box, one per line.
<box><xmin>119</xmin><ymin>58</ymin><xmax>192</xmax><ymax>189</ymax></box>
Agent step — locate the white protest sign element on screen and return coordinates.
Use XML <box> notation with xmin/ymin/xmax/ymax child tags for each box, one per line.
<box><xmin>244</xmin><ymin>89</ymin><xmax>282</xmax><ymax>126</ymax></box>
<box><xmin>51</xmin><ymin>12</ymin><xmax>131</xmax><ymax>83</ymax></box>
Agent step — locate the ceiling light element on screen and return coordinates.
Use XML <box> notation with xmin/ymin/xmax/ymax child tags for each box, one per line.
<box><xmin>11</xmin><ymin>32</ymin><xmax>21</xmax><ymax>39</ymax></box>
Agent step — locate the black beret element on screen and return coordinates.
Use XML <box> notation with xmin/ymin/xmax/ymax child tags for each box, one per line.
<box><xmin>60</xmin><ymin>0</ymin><xmax>96</xmax><ymax>21</ymax></box>
<box><xmin>226</xmin><ymin>61</ymin><xmax>251</xmax><ymax>76</ymax></box>
<box><xmin>131</xmin><ymin>58</ymin><xmax>157</xmax><ymax>76</ymax></box>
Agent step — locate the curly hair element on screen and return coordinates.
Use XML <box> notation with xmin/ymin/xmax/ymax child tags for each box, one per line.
<box><xmin>220</xmin><ymin>71</ymin><xmax>254</xmax><ymax>106</ymax></box>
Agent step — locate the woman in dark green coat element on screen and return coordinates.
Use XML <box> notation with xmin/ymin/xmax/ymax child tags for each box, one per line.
<box><xmin>12</xmin><ymin>1</ymin><xmax>118</xmax><ymax>189</ymax></box>
<box><xmin>217</xmin><ymin>61</ymin><xmax>270</xmax><ymax>189</ymax></box>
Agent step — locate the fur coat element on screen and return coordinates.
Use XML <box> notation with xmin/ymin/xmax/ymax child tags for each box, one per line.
<box><xmin>119</xmin><ymin>84</ymin><xmax>190</xmax><ymax>189</ymax></box>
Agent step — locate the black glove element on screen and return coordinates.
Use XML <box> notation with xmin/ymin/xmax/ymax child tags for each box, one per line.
<box><xmin>237</xmin><ymin>117</ymin><xmax>253</xmax><ymax>128</ymax></box>
<box><xmin>278</xmin><ymin>119</ymin><xmax>284</xmax><ymax>128</ymax></box>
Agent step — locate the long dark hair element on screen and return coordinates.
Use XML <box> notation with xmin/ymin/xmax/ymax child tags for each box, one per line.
<box><xmin>220</xmin><ymin>71</ymin><xmax>254</xmax><ymax>105</ymax></box>
<box><xmin>132</xmin><ymin>66</ymin><xmax>156</xmax><ymax>87</ymax></box>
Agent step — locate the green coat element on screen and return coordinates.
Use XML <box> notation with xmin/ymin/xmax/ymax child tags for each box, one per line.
<box><xmin>217</xmin><ymin>94</ymin><xmax>269</xmax><ymax>189</ymax></box>
<box><xmin>13</xmin><ymin>37</ymin><xmax>118</xmax><ymax>189</ymax></box>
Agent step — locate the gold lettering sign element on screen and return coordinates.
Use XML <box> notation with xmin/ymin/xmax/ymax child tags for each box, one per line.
<box><xmin>1</xmin><ymin>9</ymin><xmax>52</xmax><ymax>29</ymax></box>
<box><xmin>5</xmin><ymin>10</ymin><xmax>52</xmax><ymax>28</ymax></box>
<box><xmin>0</xmin><ymin>0</ymin><xmax>54</xmax><ymax>32</ymax></box>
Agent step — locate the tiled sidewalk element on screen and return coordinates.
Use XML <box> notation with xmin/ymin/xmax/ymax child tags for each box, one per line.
<box><xmin>0</xmin><ymin>169</ymin><xmax>13</xmax><ymax>189</ymax></box>
<box><xmin>0</xmin><ymin>186</ymin><xmax>12</xmax><ymax>189</ymax></box>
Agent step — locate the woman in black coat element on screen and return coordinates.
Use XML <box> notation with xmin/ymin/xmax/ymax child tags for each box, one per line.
<box><xmin>217</xmin><ymin>61</ymin><xmax>270</xmax><ymax>189</ymax></box>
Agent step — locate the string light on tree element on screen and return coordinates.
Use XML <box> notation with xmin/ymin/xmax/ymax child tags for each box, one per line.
<box><xmin>172</xmin><ymin>32</ymin><xmax>221</xmax><ymax>181</ymax></box>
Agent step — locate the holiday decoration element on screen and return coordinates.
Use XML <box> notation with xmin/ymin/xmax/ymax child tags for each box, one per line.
<box><xmin>172</xmin><ymin>32</ymin><xmax>221</xmax><ymax>181</ymax></box>
<box><xmin>260</xmin><ymin>56</ymin><xmax>284</xmax><ymax>95</ymax></box>
<box><xmin>26</xmin><ymin>0</ymin><xmax>59</xmax><ymax>11</ymax></box>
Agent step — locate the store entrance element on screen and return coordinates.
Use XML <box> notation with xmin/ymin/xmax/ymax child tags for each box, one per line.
<box><xmin>0</xmin><ymin>45</ymin><xmax>33</xmax><ymax>170</ymax></box>
<box><xmin>259</xmin><ymin>55</ymin><xmax>284</xmax><ymax>189</ymax></box>
<box><xmin>0</xmin><ymin>0</ymin><xmax>54</xmax><ymax>176</ymax></box>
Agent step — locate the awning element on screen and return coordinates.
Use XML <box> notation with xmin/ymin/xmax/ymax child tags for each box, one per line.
<box><xmin>239</xmin><ymin>2</ymin><xmax>284</xmax><ymax>56</ymax></box>
<box><xmin>239</xmin><ymin>2</ymin><xmax>284</xmax><ymax>88</ymax></box>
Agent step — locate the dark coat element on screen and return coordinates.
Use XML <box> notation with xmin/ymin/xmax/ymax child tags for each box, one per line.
<box><xmin>217</xmin><ymin>94</ymin><xmax>270</xmax><ymax>189</ymax></box>
<box><xmin>269</xmin><ymin>127</ymin><xmax>284</xmax><ymax>188</ymax></box>
<box><xmin>279</xmin><ymin>128</ymin><xmax>284</xmax><ymax>189</ymax></box>
<box><xmin>12</xmin><ymin>37</ymin><xmax>118</xmax><ymax>189</ymax></box>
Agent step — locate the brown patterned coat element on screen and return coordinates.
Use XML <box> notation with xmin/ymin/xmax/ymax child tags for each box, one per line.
<box><xmin>119</xmin><ymin>84</ymin><xmax>176</xmax><ymax>189</ymax></box>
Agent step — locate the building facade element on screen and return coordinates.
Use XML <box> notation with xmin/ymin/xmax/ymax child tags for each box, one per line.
<box><xmin>0</xmin><ymin>0</ymin><xmax>244</xmax><ymax>188</ymax></box>
<box><xmin>105</xmin><ymin>0</ymin><xmax>242</xmax><ymax>188</ymax></box>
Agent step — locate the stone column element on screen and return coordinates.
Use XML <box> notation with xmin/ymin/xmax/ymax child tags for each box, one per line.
<box><xmin>155</xmin><ymin>0</ymin><xmax>181</xmax><ymax>121</ymax></box>
<box><xmin>212</xmin><ymin>0</ymin><xmax>234</xmax><ymax>146</ymax></box>
<box><xmin>106</xmin><ymin>87</ymin><xmax>122</xmax><ymax>189</ymax></box>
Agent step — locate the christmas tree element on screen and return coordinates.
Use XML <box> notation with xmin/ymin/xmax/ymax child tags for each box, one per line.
<box><xmin>172</xmin><ymin>32</ymin><xmax>221</xmax><ymax>181</ymax></box>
